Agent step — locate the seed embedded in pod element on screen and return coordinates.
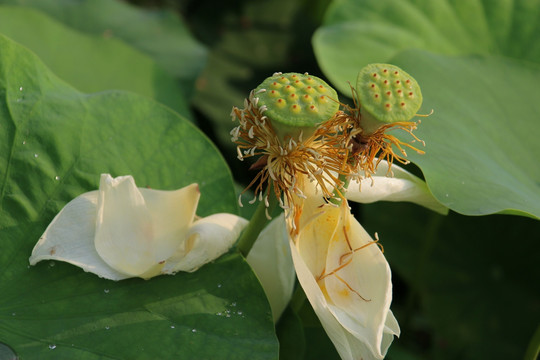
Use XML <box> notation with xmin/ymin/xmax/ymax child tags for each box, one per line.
<box><xmin>302</xmin><ymin>94</ymin><xmax>313</xmax><ymax>103</ymax></box>
<box><xmin>318</xmin><ymin>95</ymin><xmax>328</xmax><ymax>104</ymax></box>
<box><xmin>291</xmin><ymin>104</ymin><xmax>301</xmax><ymax>113</ymax></box>
<box><xmin>276</xmin><ymin>98</ymin><xmax>287</xmax><ymax>108</ymax></box>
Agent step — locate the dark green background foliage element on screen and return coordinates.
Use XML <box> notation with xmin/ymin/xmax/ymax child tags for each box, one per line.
<box><xmin>0</xmin><ymin>0</ymin><xmax>538</xmax><ymax>359</ymax></box>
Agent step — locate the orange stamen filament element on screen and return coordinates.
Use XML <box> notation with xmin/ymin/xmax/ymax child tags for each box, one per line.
<box><xmin>315</xmin><ymin>225</ymin><xmax>382</xmax><ymax>302</ymax></box>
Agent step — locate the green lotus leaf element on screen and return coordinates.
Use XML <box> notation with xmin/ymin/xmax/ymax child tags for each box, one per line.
<box><xmin>313</xmin><ymin>0</ymin><xmax>540</xmax><ymax>218</ymax></box>
<box><xmin>0</xmin><ymin>34</ymin><xmax>277</xmax><ymax>359</ymax></box>
<box><xmin>0</xmin><ymin>6</ymin><xmax>195</xmax><ymax>118</ymax></box>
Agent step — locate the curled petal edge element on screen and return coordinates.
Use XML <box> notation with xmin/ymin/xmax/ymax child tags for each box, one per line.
<box><xmin>346</xmin><ymin>160</ymin><xmax>448</xmax><ymax>215</ymax></box>
<box><xmin>162</xmin><ymin>213</ymin><xmax>249</xmax><ymax>274</ymax></box>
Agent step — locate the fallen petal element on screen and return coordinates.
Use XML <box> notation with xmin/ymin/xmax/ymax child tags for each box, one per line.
<box><xmin>137</xmin><ymin>184</ymin><xmax>200</xmax><ymax>278</ymax></box>
<box><xmin>163</xmin><ymin>213</ymin><xmax>248</xmax><ymax>273</ymax></box>
<box><xmin>29</xmin><ymin>191</ymin><xmax>130</xmax><ymax>280</ymax></box>
<box><xmin>94</xmin><ymin>174</ymin><xmax>157</xmax><ymax>277</ymax></box>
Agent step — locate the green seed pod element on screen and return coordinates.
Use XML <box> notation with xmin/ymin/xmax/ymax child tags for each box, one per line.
<box><xmin>254</xmin><ymin>72</ymin><xmax>339</xmax><ymax>140</ymax></box>
<box><xmin>356</xmin><ymin>64</ymin><xmax>422</xmax><ymax>134</ymax></box>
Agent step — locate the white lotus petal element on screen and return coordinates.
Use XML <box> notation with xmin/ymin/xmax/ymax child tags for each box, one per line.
<box><xmin>323</xmin><ymin>203</ymin><xmax>392</xmax><ymax>358</ymax></box>
<box><xmin>289</xmin><ymin>182</ymin><xmax>399</xmax><ymax>360</ymax></box>
<box><xmin>346</xmin><ymin>160</ymin><xmax>448</xmax><ymax>215</ymax></box>
<box><xmin>163</xmin><ymin>213</ymin><xmax>248</xmax><ymax>273</ymax></box>
<box><xmin>246</xmin><ymin>214</ymin><xmax>295</xmax><ymax>322</ymax></box>
<box><xmin>137</xmin><ymin>184</ymin><xmax>200</xmax><ymax>278</ymax></box>
<box><xmin>380</xmin><ymin>310</ymin><xmax>400</xmax><ymax>356</ymax></box>
<box><xmin>291</xmin><ymin>237</ymin><xmax>371</xmax><ymax>360</ymax></box>
<box><xmin>295</xmin><ymin>203</ymin><xmax>336</xmax><ymax>281</ymax></box>
<box><xmin>384</xmin><ymin>309</ymin><xmax>400</xmax><ymax>336</ymax></box>
<box><xmin>29</xmin><ymin>191</ymin><xmax>129</xmax><ymax>281</ymax></box>
<box><xmin>94</xmin><ymin>174</ymin><xmax>156</xmax><ymax>277</ymax></box>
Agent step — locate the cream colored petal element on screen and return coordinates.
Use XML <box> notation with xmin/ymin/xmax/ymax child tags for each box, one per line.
<box><xmin>346</xmin><ymin>160</ymin><xmax>448</xmax><ymax>215</ymax></box>
<box><xmin>384</xmin><ymin>309</ymin><xmax>400</xmax><ymax>336</ymax></box>
<box><xmin>380</xmin><ymin>310</ymin><xmax>400</xmax><ymax>356</ymax></box>
<box><xmin>323</xmin><ymin>203</ymin><xmax>393</xmax><ymax>359</ymax></box>
<box><xmin>29</xmin><ymin>191</ymin><xmax>130</xmax><ymax>281</ymax></box>
<box><xmin>94</xmin><ymin>174</ymin><xmax>156</xmax><ymax>277</ymax></box>
<box><xmin>291</xmin><ymin>237</ymin><xmax>381</xmax><ymax>360</ymax></box>
<box><xmin>135</xmin><ymin>184</ymin><xmax>200</xmax><ymax>278</ymax></box>
<box><xmin>246</xmin><ymin>214</ymin><xmax>295</xmax><ymax>322</ymax></box>
<box><xmin>163</xmin><ymin>213</ymin><xmax>248</xmax><ymax>273</ymax></box>
<box><xmin>294</xmin><ymin>203</ymin><xmax>338</xmax><ymax>280</ymax></box>
<box><xmin>291</xmin><ymin>197</ymin><xmax>399</xmax><ymax>359</ymax></box>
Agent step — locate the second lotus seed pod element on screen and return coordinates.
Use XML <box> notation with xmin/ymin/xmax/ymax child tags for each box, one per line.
<box><xmin>357</xmin><ymin>64</ymin><xmax>422</xmax><ymax>134</ymax></box>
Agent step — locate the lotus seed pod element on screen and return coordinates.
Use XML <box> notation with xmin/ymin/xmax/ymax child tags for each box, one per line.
<box><xmin>254</xmin><ymin>72</ymin><xmax>339</xmax><ymax>140</ymax></box>
<box><xmin>357</xmin><ymin>64</ymin><xmax>422</xmax><ymax>134</ymax></box>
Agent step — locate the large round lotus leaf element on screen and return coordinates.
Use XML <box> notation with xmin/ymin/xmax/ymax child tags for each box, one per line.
<box><xmin>0</xmin><ymin>0</ymin><xmax>208</xmax><ymax>88</ymax></box>
<box><xmin>0</xmin><ymin>5</ymin><xmax>192</xmax><ymax>118</ymax></box>
<box><xmin>313</xmin><ymin>0</ymin><xmax>540</xmax><ymax>219</ymax></box>
<box><xmin>0</xmin><ymin>34</ymin><xmax>277</xmax><ymax>359</ymax></box>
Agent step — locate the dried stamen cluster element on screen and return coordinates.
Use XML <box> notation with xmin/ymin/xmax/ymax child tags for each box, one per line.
<box><xmin>231</xmin><ymin>89</ymin><xmax>352</xmax><ymax>217</ymax></box>
<box><xmin>334</xmin><ymin>96</ymin><xmax>426</xmax><ymax>180</ymax></box>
